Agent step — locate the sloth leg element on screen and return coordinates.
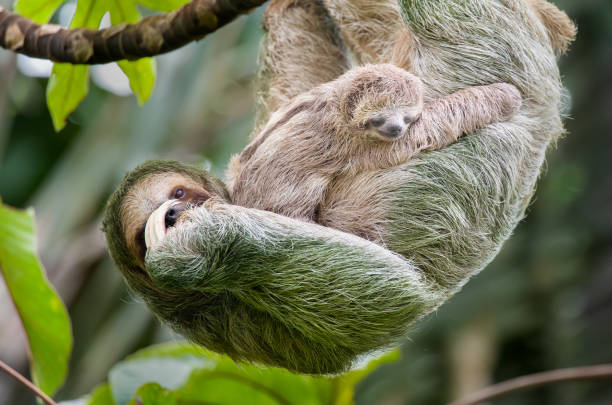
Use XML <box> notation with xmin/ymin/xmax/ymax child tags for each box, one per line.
<box><xmin>254</xmin><ymin>0</ymin><xmax>349</xmax><ymax>133</ymax></box>
<box><xmin>321</xmin><ymin>0</ymin><xmax>414</xmax><ymax>69</ymax></box>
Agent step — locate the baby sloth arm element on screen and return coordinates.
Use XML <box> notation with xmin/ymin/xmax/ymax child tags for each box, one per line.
<box><xmin>405</xmin><ymin>83</ymin><xmax>522</xmax><ymax>155</ymax></box>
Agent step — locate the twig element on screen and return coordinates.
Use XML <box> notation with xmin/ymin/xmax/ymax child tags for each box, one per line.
<box><xmin>448</xmin><ymin>364</ymin><xmax>612</xmax><ymax>405</ymax></box>
<box><xmin>0</xmin><ymin>358</ymin><xmax>57</xmax><ymax>405</ymax></box>
<box><xmin>0</xmin><ymin>0</ymin><xmax>266</xmax><ymax>64</ymax></box>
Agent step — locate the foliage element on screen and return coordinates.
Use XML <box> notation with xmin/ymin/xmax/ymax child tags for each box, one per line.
<box><xmin>0</xmin><ymin>200</ymin><xmax>72</xmax><ymax>396</ymax></box>
<box><xmin>62</xmin><ymin>343</ymin><xmax>399</xmax><ymax>405</ymax></box>
<box><xmin>13</xmin><ymin>0</ymin><xmax>184</xmax><ymax>131</ymax></box>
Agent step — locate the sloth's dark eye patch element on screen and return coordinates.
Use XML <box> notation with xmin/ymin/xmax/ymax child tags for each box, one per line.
<box><xmin>173</xmin><ymin>187</ymin><xmax>186</xmax><ymax>199</ymax></box>
<box><xmin>369</xmin><ymin>117</ymin><xmax>386</xmax><ymax>127</ymax></box>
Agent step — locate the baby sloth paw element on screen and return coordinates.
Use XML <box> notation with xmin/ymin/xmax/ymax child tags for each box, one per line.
<box><xmin>367</xmin><ymin>111</ymin><xmax>421</xmax><ymax>141</ymax></box>
<box><xmin>490</xmin><ymin>83</ymin><xmax>523</xmax><ymax>119</ymax></box>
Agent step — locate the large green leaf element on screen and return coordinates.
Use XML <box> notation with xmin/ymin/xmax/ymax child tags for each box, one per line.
<box><xmin>108</xmin><ymin>343</ymin><xmax>331</xmax><ymax>405</ymax></box>
<box><xmin>108</xmin><ymin>352</ymin><xmax>213</xmax><ymax>405</ymax></box>
<box><xmin>105</xmin><ymin>343</ymin><xmax>401</xmax><ymax>405</ymax></box>
<box><xmin>0</xmin><ymin>201</ymin><xmax>72</xmax><ymax>396</ymax></box>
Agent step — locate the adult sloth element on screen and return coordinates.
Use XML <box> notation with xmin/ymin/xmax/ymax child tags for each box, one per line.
<box><xmin>103</xmin><ymin>0</ymin><xmax>574</xmax><ymax>374</ymax></box>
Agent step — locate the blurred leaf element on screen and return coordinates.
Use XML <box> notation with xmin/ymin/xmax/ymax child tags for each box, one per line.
<box><xmin>88</xmin><ymin>385</ymin><xmax>117</xmax><ymax>405</ymax></box>
<box><xmin>108</xmin><ymin>343</ymin><xmax>329</xmax><ymax>405</ymax></box>
<box><xmin>0</xmin><ymin>200</ymin><xmax>72</xmax><ymax>396</ymax></box>
<box><xmin>108</xmin><ymin>344</ymin><xmax>213</xmax><ymax>405</ymax></box>
<box><xmin>14</xmin><ymin>0</ymin><xmax>66</xmax><ymax>23</ymax></box>
<box><xmin>109</xmin><ymin>0</ymin><xmax>156</xmax><ymax>104</ymax></box>
<box><xmin>129</xmin><ymin>383</ymin><xmax>176</xmax><ymax>405</ymax></box>
<box><xmin>47</xmin><ymin>64</ymin><xmax>90</xmax><ymax>132</ymax></box>
<box><xmin>136</xmin><ymin>0</ymin><xmax>190</xmax><ymax>12</ymax></box>
<box><xmin>333</xmin><ymin>350</ymin><xmax>401</xmax><ymax>405</ymax></box>
<box><xmin>46</xmin><ymin>0</ymin><xmax>108</xmax><ymax>131</ymax></box>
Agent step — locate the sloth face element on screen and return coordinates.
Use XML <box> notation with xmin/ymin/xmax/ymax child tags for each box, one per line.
<box><xmin>341</xmin><ymin>64</ymin><xmax>424</xmax><ymax>142</ymax></box>
<box><xmin>120</xmin><ymin>172</ymin><xmax>214</xmax><ymax>267</ymax></box>
<box><xmin>361</xmin><ymin>105</ymin><xmax>422</xmax><ymax>141</ymax></box>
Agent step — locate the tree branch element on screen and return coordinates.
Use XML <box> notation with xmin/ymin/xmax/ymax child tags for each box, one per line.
<box><xmin>0</xmin><ymin>0</ymin><xmax>266</xmax><ymax>64</ymax></box>
<box><xmin>0</xmin><ymin>358</ymin><xmax>57</xmax><ymax>405</ymax></box>
<box><xmin>448</xmin><ymin>364</ymin><xmax>612</xmax><ymax>405</ymax></box>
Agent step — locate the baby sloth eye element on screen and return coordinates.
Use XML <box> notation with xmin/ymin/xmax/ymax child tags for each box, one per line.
<box><xmin>404</xmin><ymin>115</ymin><xmax>415</xmax><ymax>124</ymax></box>
<box><xmin>173</xmin><ymin>187</ymin><xmax>186</xmax><ymax>199</ymax></box>
<box><xmin>369</xmin><ymin>117</ymin><xmax>386</xmax><ymax>127</ymax></box>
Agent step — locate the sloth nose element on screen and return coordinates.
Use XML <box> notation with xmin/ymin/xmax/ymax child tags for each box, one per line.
<box><xmin>165</xmin><ymin>204</ymin><xmax>186</xmax><ymax>228</ymax></box>
<box><xmin>380</xmin><ymin>124</ymin><xmax>403</xmax><ymax>138</ymax></box>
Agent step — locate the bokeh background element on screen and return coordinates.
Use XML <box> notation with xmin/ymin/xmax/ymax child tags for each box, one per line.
<box><xmin>0</xmin><ymin>0</ymin><xmax>610</xmax><ymax>404</ymax></box>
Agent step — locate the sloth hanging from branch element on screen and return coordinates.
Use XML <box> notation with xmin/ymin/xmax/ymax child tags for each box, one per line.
<box><xmin>102</xmin><ymin>0</ymin><xmax>575</xmax><ymax>374</ymax></box>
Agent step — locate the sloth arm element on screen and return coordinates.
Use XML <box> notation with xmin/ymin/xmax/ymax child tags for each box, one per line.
<box><xmin>405</xmin><ymin>83</ymin><xmax>522</xmax><ymax>155</ymax></box>
<box><xmin>145</xmin><ymin>202</ymin><xmax>444</xmax><ymax>345</ymax></box>
<box><xmin>254</xmin><ymin>0</ymin><xmax>348</xmax><ymax>133</ymax></box>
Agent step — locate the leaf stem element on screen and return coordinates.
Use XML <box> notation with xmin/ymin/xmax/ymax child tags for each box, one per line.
<box><xmin>0</xmin><ymin>359</ymin><xmax>57</xmax><ymax>405</ymax></box>
<box><xmin>447</xmin><ymin>364</ymin><xmax>612</xmax><ymax>405</ymax></box>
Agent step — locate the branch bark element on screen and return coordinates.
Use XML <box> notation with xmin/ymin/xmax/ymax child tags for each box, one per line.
<box><xmin>0</xmin><ymin>0</ymin><xmax>266</xmax><ymax>64</ymax></box>
<box><xmin>447</xmin><ymin>364</ymin><xmax>612</xmax><ymax>405</ymax></box>
<box><xmin>0</xmin><ymin>359</ymin><xmax>57</xmax><ymax>405</ymax></box>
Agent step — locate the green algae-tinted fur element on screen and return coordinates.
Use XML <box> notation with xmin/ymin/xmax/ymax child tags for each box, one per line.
<box><xmin>103</xmin><ymin>0</ymin><xmax>570</xmax><ymax>375</ymax></box>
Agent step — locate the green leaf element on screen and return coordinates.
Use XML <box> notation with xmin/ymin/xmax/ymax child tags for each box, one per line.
<box><xmin>0</xmin><ymin>201</ymin><xmax>72</xmax><ymax>396</ymax></box>
<box><xmin>109</xmin><ymin>343</ymin><xmax>330</xmax><ymax>405</ymax></box>
<box><xmin>129</xmin><ymin>384</ymin><xmax>176</xmax><ymax>405</ymax></box>
<box><xmin>46</xmin><ymin>0</ymin><xmax>107</xmax><ymax>131</ymax></box>
<box><xmin>108</xmin><ymin>0</ymin><xmax>156</xmax><ymax>104</ymax></box>
<box><xmin>14</xmin><ymin>0</ymin><xmax>66</xmax><ymax>23</ymax></box>
<box><xmin>332</xmin><ymin>350</ymin><xmax>401</xmax><ymax>405</ymax></box>
<box><xmin>136</xmin><ymin>0</ymin><xmax>190</xmax><ymax>12</ymax></box>
<box><xmin>87</xmin><ymin>385</ymin><xmax>117</xmax><ymax>405</ymax></box>
<box><xmin>107</xmin><ymin>343</ymin><xmax>400</xmax><ymax>405</ymax></box>
<box><xmin>117</xmin><ymin>59</ymin><xmax>156</xmax><ymax>105</ymax></box>
<box><xmin>108</xmin><ymin>346</ymin><xmax>214</xmax><ymax>405</ymax></box>
<box><xmin>47</xmin><ymin>64</ymin><xmax>90</xmax><ymax>132</ymax></box>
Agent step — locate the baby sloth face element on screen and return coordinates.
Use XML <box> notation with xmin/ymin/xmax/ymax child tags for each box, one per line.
<box><xmin>363</xmin><ymin>104</ymin><xmax>422</xmax><ymax>141</ymax></box>
<box><xmin>342</xmin><ymin>64</ymin><xmax>424</xmax><ymax>142</ymax></box>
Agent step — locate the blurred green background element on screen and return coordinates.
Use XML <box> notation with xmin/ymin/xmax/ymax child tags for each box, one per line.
<box><xmin>0</xmin><ymin>0</ymin><xmax>610</xmax><ymax>404</ymax></box>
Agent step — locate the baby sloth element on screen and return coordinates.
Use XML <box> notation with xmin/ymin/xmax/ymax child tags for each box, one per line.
<box><xmin>227</xmin><ymin>63</ymin><xmax>521</xmax><ymax>222</ymax></box>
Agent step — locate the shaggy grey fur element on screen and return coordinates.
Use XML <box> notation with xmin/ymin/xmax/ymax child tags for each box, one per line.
<box><xmin>105</xmin><ymin>0</ymin><xmax>572</xmax><ymax>374</ymax></box>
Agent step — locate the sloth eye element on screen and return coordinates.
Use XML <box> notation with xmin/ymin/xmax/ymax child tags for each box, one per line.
<box><xmin>173</xmin><ymin>187</ymin><xmax>186</xmax><ymax>199</ymax></box>
<box><xmin>369</xmin><ymin>117</ymin><xmax>386</xmax><ymax>127</ymax></box>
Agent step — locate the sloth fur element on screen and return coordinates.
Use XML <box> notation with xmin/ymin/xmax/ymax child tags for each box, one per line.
<box><xmin>103</xmin><ymin>0</ymin><xmax>575</xmax><ymax>374</ymax></box>
<box><xmin>229</xmin><ymin>63</ymin><xmax>521</xmax><ymax>225</ymax></box>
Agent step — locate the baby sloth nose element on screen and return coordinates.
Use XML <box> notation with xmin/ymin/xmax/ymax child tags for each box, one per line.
<box><xmin>381</xmin><ymin>124</ymin><xmax>403</xmax><ymax>138</ymax></box>
<box><xmin>165</xmin><ymin>204</ymin><xmax>186</xmax><ymax>228</ymax></box>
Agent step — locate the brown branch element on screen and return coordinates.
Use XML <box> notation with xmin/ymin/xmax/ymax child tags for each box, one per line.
<box><xmin>0</xmin><ymin>359</ymin><xmax>57</xmax><ymax>405</ymax></box>
<box><xmin>0</xmin><ymin>0</ymin><xmax>267</xmax><ymax>64</ymax></box>
<box><xmin>447</xmin><ymin>364</ymin><xmax>612</xmax><ymax>405</ymax></box>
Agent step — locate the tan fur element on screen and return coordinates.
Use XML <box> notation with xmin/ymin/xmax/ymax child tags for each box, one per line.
<box><xmin>323</xmin><ymin>0</ymin><xmax>575</xmax><ymax>68</ymax></box>
<box><xmin>228</xmin><ymin>63</ymin><xmax>521</xmax><ymax>226</ymax></box>
<box><xmin>527</xmin><ymin>0</ymin><xmax>577</xmax><ymax>54</ymax></box>
<box><xmin>254</xmin><ymin>0</ymin><xmax>349</xmax><ymax>133</ymax></box>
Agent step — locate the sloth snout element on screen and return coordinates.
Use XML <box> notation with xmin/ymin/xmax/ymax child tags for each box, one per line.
<box><xmin>165</xmin><ymin>204</ymin><xmax>186</xmax><ymax>228</ymax></box>
<box><xmin>380</xmin><ymin>124</ymin><xmax>404</xmax><ymax>138</ymax></box>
